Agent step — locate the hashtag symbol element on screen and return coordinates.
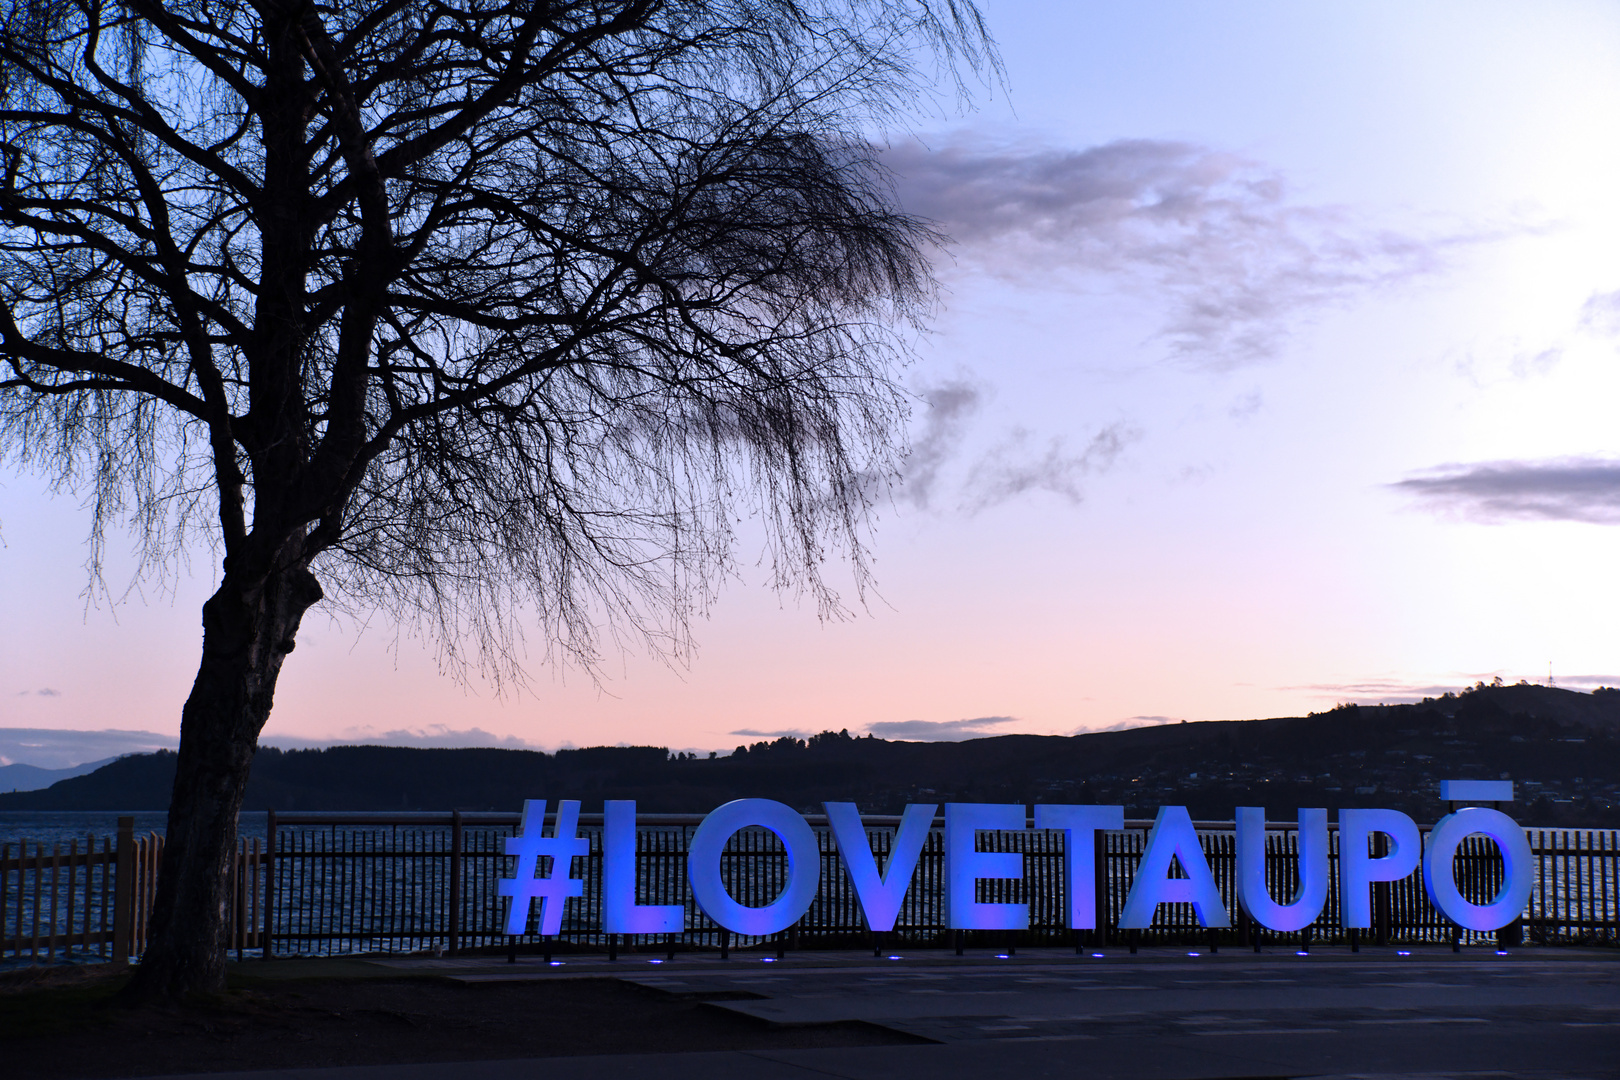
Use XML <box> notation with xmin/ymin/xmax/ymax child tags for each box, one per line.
<box><xmin>498</xmin><ymin>799</ymin><xmax>588</xmax><ymax>936</ymax></box>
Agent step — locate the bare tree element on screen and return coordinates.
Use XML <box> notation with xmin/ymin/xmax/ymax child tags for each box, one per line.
<box><xmin>0</xmin><ymin>0</ymin><xmax>992</xmax><ymax>997</ymax></box>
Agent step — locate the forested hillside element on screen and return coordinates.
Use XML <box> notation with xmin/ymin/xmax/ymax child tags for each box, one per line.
<box><xmin>4</xmin><ymin>683</ymin><xmax>1615</xmax><ymax>825</ymax></box>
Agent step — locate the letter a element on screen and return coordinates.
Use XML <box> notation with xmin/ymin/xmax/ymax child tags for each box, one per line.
<box><xmin>1119</xmin><ymin>806</ymin><xmax>1230</xmax><ymax>928</ymax></box>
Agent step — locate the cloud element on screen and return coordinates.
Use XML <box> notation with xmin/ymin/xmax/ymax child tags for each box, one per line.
<box><xmin>15</xmin><ymin>688</ymin><xmax>63</xmax><ymax>697</ymax></box>
<box><xmin>1545</xmin><ymin>674</ymin><xmax>1620</xmax><ymax>689</ymax></box>
<box><xmin>1579</xmin><ymin>289</ymin><xmax>1620</xmax><ymax>336</ymax></box>
<box><xmin>1508</xmin><ymin>346</ymin><xmax>1562</xmax><ymax>380</ymax></box>
<box><xmin>1391</xmin><ymin>458</ymin><xmax>1620</xmax><ymax>524</ymax></box>
<box><xmin>885</xmin><ymin>134</ymin><xmax>1462</xmax><ymax>366</ymax></box>
<box><xmin>1289</xmin><ymin>679</ymin><xmax>1475</xmax><ymax>706</ymax></box>
<box><xmin>865</xmin><ymin>716</ymin><xmax>1020</xmax><ymax>741</ymax></box>
<box><xmin>259</xmin><ymin>725</ymin><xmax>546</xmax><ymax>751</ymax></box>
<box><xmin>0</xmin><ymin>728</ymin><xmax>177</xmax><ymax>770</ymax></box>
<box><xmin>1292</xmin><ymin>674</ymin><xmax>1620</xmax><ymax>704</ymax></box>
<box><xmin>728</xmin><ymin>728</ymin><xmax>812</xmax><ymax>739</ymax></box>
<box><xmin>893</xmin><ymin>379</ymin><xmax>1137</xmax><ymax>514</ymax></box>
<box><xmin>963</xmin><ymin>422</ymin><xmax>1138</xmax><ymax>512</ymax></box>
<box><xmin>900</xmin><ymin>379</ymin><xmax>984</xmax><ymax>509</ymax></box>
<box><xmin>1228</xmin><ymin>391</ymin><xmax>1263</xmax><ymax>421</ymax></box>
<box><xmin>1085</xmin><ymin>715</ymin><xmax>1184</xmax><ymax>733</ymax></box>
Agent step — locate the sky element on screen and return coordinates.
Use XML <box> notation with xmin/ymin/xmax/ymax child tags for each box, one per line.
<box><xmin>5</xmin><ymin>1</ymin><xmax>1620</xmax><ymax>767</ymax></box>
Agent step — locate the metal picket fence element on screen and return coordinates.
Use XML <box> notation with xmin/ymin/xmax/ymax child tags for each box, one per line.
<box><xmin>4</xmin><ymin>812</ymin><xmax>1617</xmax><ymax>963</ymax></box>
<box><xmin>250</xmin><ymin>811</ymin><xmax>1620</xmax><ymax>957</ymax></box>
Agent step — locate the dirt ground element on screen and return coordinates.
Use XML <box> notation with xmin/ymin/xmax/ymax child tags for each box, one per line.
<box><xmin>0</xmin><ymin>962</ymin><xmax>924</xmax><ymax>1079</ymax></box>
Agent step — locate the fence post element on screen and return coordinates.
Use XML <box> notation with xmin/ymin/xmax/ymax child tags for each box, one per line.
<box><xmin>1093</xmin><ymin>830</ymin><xmax>1109</xmax><ymax>948</ymax></box>
<box><xmin>449</xmin><ymin>810</ymin><xmax>462</xmax><ymax>956</ymax></box>
<box><xmin>1373</xmin><ymin>830</ymin><xmax>1391</xmax><ymax>947</ymax></box>
<box><xmin>1</xmin><ymin>841</ymin><xmax>10</xmax><ymax>961</ymax></box>
<box><xmin>112</xmin><ymin>816</ymin><xmax>134</xmax><ymax>964</ymax></box>
<box><xmin>263</xmin><ymin>810</ymin><xmax>276</xmax><ymax>960</ymax></box>
<box><xmin>48</xmin><ymin>843</ymin><xmax>61</xmax><ymax>960</ymax></box>
<box><xmin>233</xmin><ymin>836</ymin><xmax>248</xmax><ymax>961</ymax></box>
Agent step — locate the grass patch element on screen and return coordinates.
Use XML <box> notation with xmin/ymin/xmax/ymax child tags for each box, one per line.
<box><xmin>0</xmin><ymin>965</ymin><xmax>129</xmax><ymax>1041</ymax></box>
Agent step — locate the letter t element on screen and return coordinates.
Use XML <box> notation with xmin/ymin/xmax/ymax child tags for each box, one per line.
<box><xmin>1034</xmin><ymin>804</ymin><xmax>1124</xmax><ymax>930</ymax></box>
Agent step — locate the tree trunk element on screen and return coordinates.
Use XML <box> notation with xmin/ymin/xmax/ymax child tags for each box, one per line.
<box><xmin>124</xmin><ymin>552</ymin><xmax>323</xmax><ymax>1001</ymax></box>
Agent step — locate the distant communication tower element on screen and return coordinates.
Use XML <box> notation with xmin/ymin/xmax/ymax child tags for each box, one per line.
<box><xmin>1549</xmin><ymin>661</ymin><xmax>1555</xmax><ymax>689</ymax></box>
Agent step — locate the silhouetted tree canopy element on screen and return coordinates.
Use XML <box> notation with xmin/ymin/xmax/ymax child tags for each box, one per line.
<box><xmin>0</xmin><ymin>0</ymin><xmax>993</xmax><ymax>998</ymax></box>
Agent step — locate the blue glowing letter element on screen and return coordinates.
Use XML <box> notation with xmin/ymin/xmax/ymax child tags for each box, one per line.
<box><xmin>687</xmin><ymin>799</ymin><xmax>820</xmax><ymax>935</ymax></box>
<box><xmin>1339</xmin><ymin>808</ymin><xmax>1421</xmax><ymax>928</ymax></box>
<box><xmin>1119</xmin><ymin>805</ymin><xmax>1230</xmax><ymax>928</ymax></box>
<box><xmin>1033</xmin><ymin>804</ymin><xmax>1124</xmax><ymax>929</ymax></box>
<box><xmin>497</xmin><ymin>799</ymin><xmax>588</xmax><ymax>935</ymax></box>
<box><xmin>944</xmin><ymin>803</ymin><xmax>1028</xmax><ymax>930</ymax></box>
<box><xmin>1422</xmin><ymin>807</ymin><xmax>1534</xmax><ymax>931</ymax></box>
<box><xmin>603</xmin><ymin>800</ymin><xmax>684</xmax><ymax>934</ymax></box>
<box><xmin>825</xmin><ymin>802</ymin><xmax>935</xmax><ymax>932</ymax></box>
<box><xmin>1234</xmin><ymin>807</ymin><xmax>1328</xmax><ymax>932</ymax></box>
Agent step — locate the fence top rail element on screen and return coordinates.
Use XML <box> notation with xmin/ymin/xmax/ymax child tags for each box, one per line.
<box><xmin>266</xmin><ymin>810</ymin><xmax>1616</xmax><ymax>835</ymax></box>
<box><xmin>268</xmin><ymin>811</ymin><xmax>1242</xmax><ymax>829</ymax></box>
<box><xmin>0</xmin><ymin>809</ymin><xmax>1603</xmax><ymax>836</ymax></box>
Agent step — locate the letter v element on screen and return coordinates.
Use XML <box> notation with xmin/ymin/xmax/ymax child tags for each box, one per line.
<box><xmin>824</xmin><ymin>802</ymin><xmax>936</xmax><ymax>932</ymax></box>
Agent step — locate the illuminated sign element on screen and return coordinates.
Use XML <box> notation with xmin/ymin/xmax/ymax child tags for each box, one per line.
<box><xmin>1235</xmin><ymin>806</ymin><xmax>1326</xmax><ymax>931</ymax></box>
<box><xmin>1120</xmin><ymin>805</ymin><xmax>1230</xmax><ymax>929</ymax></box>
<box><xmin>502</xmin><ymin>798</ymin><xmax>1534</xmax><ymax>937</ymax></box>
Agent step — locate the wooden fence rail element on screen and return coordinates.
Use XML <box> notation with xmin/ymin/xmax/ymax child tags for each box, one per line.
<box><xmin>2</xmin><ymin>818</ymin><xmax>166</xmax><ymax>963</ymax></box>
<box><xmin>4</xmin><ymin>813</ymin><xmax>1617</xmax><ymax>963</ymax></box>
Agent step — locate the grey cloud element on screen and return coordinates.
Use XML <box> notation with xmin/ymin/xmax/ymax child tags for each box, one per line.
<box><xmin>1085</xmin><ymin>715</ymin><xmax>1183</xmax><ymax>733</ymax></box>
<box><xmin>1548</xmin><ymin>674</ymin><xmax>1620</xmax><ymax>689</ymax></box>
<box><xmin>963</xmin><ymin>422</ymin><xmax>1139</xmax><ymax>513</ymax></box>
<box><xmin>1392</xmin><ymin>458</ymin><xmax>1620</xmax><ymax>524</ymax></box>
<box><xmin>1580</xmin><ymin>290</ymin><xmax>1620</xmax><ymax>336</ymax></box>
<box><xmin>895</xmin><ymin>379</ymin><xmax>1136</xmax><ymax>515</ymax></box>
<box><xmin>1507</xmin><ymin>346</ymin><xmax>1562</xmax><ymax>380</ymax></box>
<box><xmin>866</xmin><ymin>716</ymin><xmax>1019</xmax><ymax>741</ymax></box>
<box><xmin>1290</xmin><ymin>680</ymin><xmax>1475</xmax><ymax>705</ymax></box>
<box><xmin>885</xmin><ymin>135</ymin><xmax>1456</xmax><ymax>366</ymax></box>
<box><xmin>1291</xmin><ymin>675</ymin><xmax>1620</xmax><ymax>704</ymax></box>
<box><xmin>729</xmin><ymin>728</ymin><xmax>812</xmax><ymax>739</ymax></box>
<box><xmin>260</xmin><ymin>725</ymin><xmax>545</xmax><ymax>751</ymax></box>
<box><xmin>0</xmin><ymin>727</ymin><xmax>177</xmax><ymax>770</ymax></box>
<box><xmin>900</xmin><ymin>379</ymin><xmax>984</xmax><ymax>509</ymax></box>
<box><xmin>1228</xmin><ymin>391</ymin><xmax>1263</xmax><ymax>421</ymax></box>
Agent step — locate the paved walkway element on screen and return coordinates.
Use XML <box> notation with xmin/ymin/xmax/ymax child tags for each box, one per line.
<box><xmin>135</xmin><ymin>946</ymin><xmax>1620</xmax><ymax>1080</ymax></box>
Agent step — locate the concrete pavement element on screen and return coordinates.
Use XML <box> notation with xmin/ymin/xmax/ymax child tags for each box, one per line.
<box><xmin>132</xmin><ymin>946</ymin><xmax>1620</xmax><ymax>1080</ymax></box>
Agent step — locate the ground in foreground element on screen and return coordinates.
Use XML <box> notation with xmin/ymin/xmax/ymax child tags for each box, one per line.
<box><xmin>0</xmin><ymin>961</ymin><xmax>919</xmax><ymax>1080</ymax></box>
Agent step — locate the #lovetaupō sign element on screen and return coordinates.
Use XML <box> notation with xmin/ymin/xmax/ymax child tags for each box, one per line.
<box><xmin>498</xmin><ymin>798</ymin><xmax>1534</xmax><ymax>937</ymax></box>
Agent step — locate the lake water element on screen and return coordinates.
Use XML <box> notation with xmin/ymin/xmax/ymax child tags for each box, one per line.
<box><xmin>0</xmin><ymin>811</ymin><xmax>269</xmax><ymax>852</ymax></box>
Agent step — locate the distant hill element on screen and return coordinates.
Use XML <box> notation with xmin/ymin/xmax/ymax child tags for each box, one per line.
<box><xmin>0</xmin><ymin>756</ymin><xmax>118</xmax><ymax>794</ymax></box>
<box><xmin>1</xmin><ymin>683</ymin><xmax>1615</xmax><ymax>825</ymax></box>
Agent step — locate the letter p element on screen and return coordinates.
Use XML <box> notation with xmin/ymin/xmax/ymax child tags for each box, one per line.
<box><xmin>1339</xmin><ymin>808</ymin><xmax>1421</xmax><ymax>928</ymax></box>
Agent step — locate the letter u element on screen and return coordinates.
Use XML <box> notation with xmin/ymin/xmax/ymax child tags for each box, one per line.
<box><xmin>1234</xmin><ymin>807</ymin><xmax>1328</xmax><ymax>932</ymax></box>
